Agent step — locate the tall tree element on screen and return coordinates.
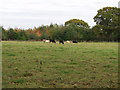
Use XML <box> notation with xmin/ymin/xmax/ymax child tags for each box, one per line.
<box><xmin>7</xmin><ymin>28</ymin><xmax>18</xmax><ymax>40</ymax></box>
<box><xmin>93</xmin><ymin>7</ymin><xmax>120</xmax><ymax>41</ymax></box>
<box><xmin>1</xmin><ymin>26</ymin><xmax>7</xmax><ymax>40</ymax></box>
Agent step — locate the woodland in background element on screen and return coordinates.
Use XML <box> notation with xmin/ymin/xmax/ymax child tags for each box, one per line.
<box><xmin>1</xmin><ymin>7</ymin><xmax>120</xmax><ymax>42</ymax></box>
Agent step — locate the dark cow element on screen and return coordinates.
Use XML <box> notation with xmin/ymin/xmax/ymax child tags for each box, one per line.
<box><xmin>72</xmin><ymin>41</ymin><xmax>78</xmax><ymax>43</ymax></box>
<box><xmin>59</xmin><ymin>40</ymin><xmax>64</xmax><ymax>44</ymax></box>
<box><xmin>50</xmin><ymin>40</ymin><xmax>56</xmax><ymax>43</ymax></box>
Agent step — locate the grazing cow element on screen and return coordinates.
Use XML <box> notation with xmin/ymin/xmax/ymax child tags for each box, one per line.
<box><xmin>43</xmin><ymin>39</ymin><xmax>50</xmax><ymax>43</ymax></box>
<box><xmin>72</xmin><ymin>41</ymin><xmax>78</xmax><ymax>43</ymax></box>
<box><xmin>46</xmin><ymin>40</ymin><xmax>50</xmax><ymax>43</ymax></box>
<box><xmin>42</xmin><ymin>39</ymin><xmax>46</xmax><ymax>43</ymax></box>
<box><xmin>50</xmin><ymin>40</ymin><xmax>56</xmax><ymax>43</ymax></box>
<box><xmin>65</xmin><ymin>41</ymin><xmax>72</xmax><ymax>43</ymax></box>
<box><xmin>59</xmin><ymin>40</ymin><xmax>64</xmax><ymax>44</ymax></box>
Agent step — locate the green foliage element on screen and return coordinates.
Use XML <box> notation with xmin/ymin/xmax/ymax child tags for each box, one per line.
<box><xmin>94</xmin><ymin>7</ymin><xmax>119</xmax><ymax>27</ymax></box>
<box><xmin>0</xmin><ymin>26</ymin><xmax>2</xmax><ymax>40</ymax></box>
<box><xmin>17</xmin><ymin>31</ymin><xmax>29</xmax><ymax>40</ymax></box>
<box><xmin>65</xmin><ymin>19</ymin><xmax>90</xmax><ymax>28</ymax></box>
<box><xmin>7</xmin><ymin>28</ymin><xmax>18</xmax><ymax>40</ymax></box>
<box><xmin>1</xmin><ymin>26</ymin><xmax>8</xmax><ymax>40</ymax></box>
<box><xmin>93</xmin><ymin>7</ymin><xmax>120</xmax><ymax>41</ymax></box>
<box><xmin>64</xmin><ymin>24</ymin><xmax>82</xmax><ymax>41</ymax></box>
<box><xmin>28</xmin><ymin>33</ymin><xmax>39</xmax><ymax>40</ymax></box>
<box><xmin>40</xmin><ymin>33</ymin><xmax>49</xmax><ymax>40</ymax></box>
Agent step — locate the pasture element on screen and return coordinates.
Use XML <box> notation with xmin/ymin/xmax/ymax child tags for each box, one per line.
<box><xmin>2</xmin><ymin>41</ymin><xmax>118</xmax><ymax>88</ymax></box>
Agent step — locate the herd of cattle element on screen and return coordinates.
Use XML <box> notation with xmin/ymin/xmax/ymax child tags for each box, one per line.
<box><xmin>42</xmin><ymin>39</ymin><xmax>78</xmax><ymax>44</ymax></box>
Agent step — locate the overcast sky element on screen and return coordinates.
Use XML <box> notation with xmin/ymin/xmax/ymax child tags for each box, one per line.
<box><xmin>0</xmin><ymin>0</ymin><xmax>119</xmax><ymax>29</ymax></box>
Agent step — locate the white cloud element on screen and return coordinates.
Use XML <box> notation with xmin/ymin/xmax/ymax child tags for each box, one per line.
<box><xmin>0</xmin><ymin>0</ymin><xmax>119</xmax><ymax>29</ymax></box>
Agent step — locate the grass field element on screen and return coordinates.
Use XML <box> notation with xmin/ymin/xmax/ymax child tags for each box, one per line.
<box><xmin>2</xmin><ymin>41</ymin><xmax>118</xmax><ymax>88</ymax></box>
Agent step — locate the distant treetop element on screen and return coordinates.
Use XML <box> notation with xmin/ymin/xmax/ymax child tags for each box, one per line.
<box><xmin>65</xmin><ymin>19</ymin><xmax>90</xmax><ymax>28</ymax></box>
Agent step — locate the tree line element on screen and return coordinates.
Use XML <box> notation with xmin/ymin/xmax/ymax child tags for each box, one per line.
<box><xmin>1</xmin><ymin>7</ymin><xmax>120</xmax><ymax>42</ymax></box>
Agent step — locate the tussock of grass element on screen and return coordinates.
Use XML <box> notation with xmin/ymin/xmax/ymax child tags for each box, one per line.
<box><xmin>12</xmin><ymin>79</ymin><xmax>25</xmax><ymax>84</ymax></box>
<box><xmin>7</xmin><ymin>53</ymin><xmax>16</xmax><ymax>56</ymax></box>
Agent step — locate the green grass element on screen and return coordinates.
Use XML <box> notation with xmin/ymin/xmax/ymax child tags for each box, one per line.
<box><xmin>2</xmin><ymin>41</ymin><xmax>118</xmax><ymax>88</ymax></box>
